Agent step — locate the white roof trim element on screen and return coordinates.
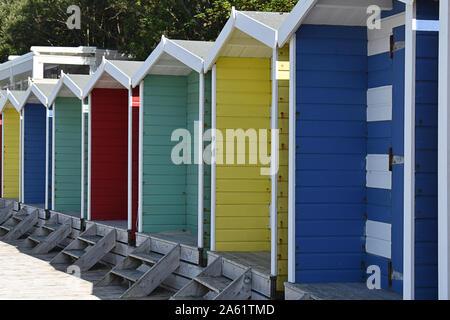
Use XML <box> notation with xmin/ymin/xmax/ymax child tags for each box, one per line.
<box><xmin>132</xmin><ymin>36</ymin><xmax>204</xmax><ymax>87</ymax></box>
<box><xmin>278</xmin><ymin>0</ymin><xmax>396</xmax><ymax>47</ymax></box>
<box><xmin>204</xmin><ymin>8</ymin><xmax>278</xmax><ymax>71</ymax></box>
<box><xmin>278</xmin><ymin>0</ymin><xmax>318</xmax><ymax>47</ymax></box>
<box><xmin>82</xmin><ymin>58</ymin><xmax>130</xmax><ymax>98</ymax></box>
<box><xmin>6</xmin><ymin>89</ymin><xmax>22</xmax><ymax>113</ymax></box>
<box><xmin>48</xmin><ymin>72</ymin><xmax>84</xmax><ymax>106</ymax></box>
<box><xmin>17</xmin><ymin>82</ymin><xmax>50</xmax><ymax>111</ymax></box>
<box><xmin>398</xmin><ymin>0</ymin><xmax>413</xmax><ymax>4</ymax></box>
<box><xmin>0</xmin><ymin>91</ymin><xmax>7</xmax><ymax>113</ymax></box>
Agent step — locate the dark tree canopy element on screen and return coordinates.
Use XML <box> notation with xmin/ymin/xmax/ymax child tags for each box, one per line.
<box><xmin>0</xmin><ymin>0</ymin><xmax>296</xmax><ymax>62</ymax></box>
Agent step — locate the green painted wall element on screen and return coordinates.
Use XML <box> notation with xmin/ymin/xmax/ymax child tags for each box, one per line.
<box><xmin>142</xmin><ymin>72</ymin><xmax>211</xmax><ymax>241</ymax></box>
<box><xmin>186</xmin><ymin>72</ymin><xmax>211</xmax><ymax>246</ymax></box>
<box><xmin>53</xmin><ymin>97</ymin><xmax>82</xmax><ymax>212</ymax></box>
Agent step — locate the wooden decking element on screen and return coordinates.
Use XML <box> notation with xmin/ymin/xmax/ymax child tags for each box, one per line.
<box><xmin>0</xmin><ymin>240</ymin><xmax>99</xmax><ymax>300</ymax></box>
<box><xmin>0</xmin><ymin>240</ymin><xmax>174</xmax><ymax>300</ymax></box>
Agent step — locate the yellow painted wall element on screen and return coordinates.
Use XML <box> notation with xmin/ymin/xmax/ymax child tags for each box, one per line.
<box><xmin>2</xmin><ymin>108</ymin><xmax>20</xmax><ymax>198</ymax></box>
<box><xmin>215</xmin><ymin>57</ymin><xmax>271</xmax><ymax>252</ymax></box>
<box><xmin>277</xmin><ymin>44</ymin><xmax>290</xmax><ymax>291</ymax></box>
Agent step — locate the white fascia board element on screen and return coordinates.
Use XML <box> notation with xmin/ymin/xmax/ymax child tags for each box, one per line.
<box><xmin>165</xmin><ymin>39</ymin><xmax>203</xmax><ymax>74</ymax></box>
<box><xmin>31</xmin><ymin>83</ymin><xmax>50</xmax><ymax>107</ymax></box>
<box><xmin>132</xmin><ymin>40</ymin><xmax>166</xmax><ymax>88</ymax></box>
<box><xmin>63</xmin><ymin>74</ymin><xmax>83</xmax><ymax>99</ymax></box>
<box><xmin>104</xmin><ymin>60</ymin><xmax>131</xmax><ymax>88</ymax></box>
<box><xmin>82</xmin><ymin>61</ymin><xmax>107</xmax><ymax>99</ymax></box>
<box><xmin>204</xmin><ymin>10</ymin><xmax>237</xmax><ymax>72</ymax></box>
<box><xmin>0</xmin><ymin>92</ymin><xmax>6</xmax><ymax>113</ymax></box>
<box><xmin>47</xmin><ymin>77</ymin><xmax>65</xmax><ymax>106</ymax></box>
<box><xmin>17</xmin><ymin>86</ymin><xmax>33</xmax><ymax>111</ymax></box>
<box><xmin>235</xmin><ymin>11</ymin><xmax>277</xmax><ymax>49</ymax></box>
<box><xmin>48</xmin><ymin>73</ymin><xmax>83</xmax><ymax>105</ymax></box>
<box><xmin>398</xmin><ymin>0</ymin><xmax>414</xmax><ymax>4</ymax></box>
<box><xmin>7</xmin><ymin>90</ymin><xmax>22</xmax><ymax>113</ymax></box>
<box><xmin>82</xmin><ymin>60</ymin><xmax>130</xmax><ymax>98</ymax></box>
<box><xmin>278</xmin><ymin>0</ymin><xmax>318</xmax><ymax>47</ymax></box>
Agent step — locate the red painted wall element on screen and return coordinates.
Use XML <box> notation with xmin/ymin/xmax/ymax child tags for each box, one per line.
<box><xmin>91</xmin><ymin>88</ymin><xmax>128</xmax><ymax>221</ymax></box>
<box><xmin>0</xmin><ymin>117</ymin><xmax>2</xmax><ymax>186</ymax></box>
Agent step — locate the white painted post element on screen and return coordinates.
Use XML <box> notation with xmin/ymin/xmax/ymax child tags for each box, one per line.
<box><xmin>404</xmin><ymin>1</ymin><xmax>417</xmax><ymax>301</ymax></box>
<box><xmin>81</xmin><ymin>100</ymin><xmax>85</xmax><ymax>219</ymax></box>
<box><xmin>87</xmin><ymin>94</ymin><xmax>92</xmax><ymax>221</ymax></box>
<box><xmin>20</xmin><ymin>109</ymin><xmax>24</xmax><ymax>203</ymax></box>
<box><xmin>198</xmin><ymin>72</ymin><xmax>205</xmax><ymax>249</ymax></box>
<box><xmin>45</xmin><ymin>106</ymin><xmax>49</xmax><ymax>210</ymax></box>
<box><xmin>271</xmin><ymin>47</ymin><xmax>279</xmax><ymax>277</ymax></box>
<box><xmin>51</xmin><ymin>103</ymin><xmax>55</xmax><ymax>210</ymax></box>
<box><xmin>138</xmin><ymin>81</ymin><xmax>144</xmax><ymax>233</ymax></box>
<box><xmin>438</xmin><ymin>0</ymin><xmax>450</xmax><ymax>300</ymax></box>
<box><xmin>211</xmin><ymin>65</ymin><xmax>217</xmax><ymax>251</ymax></box>
<box><xmin>288</xmin><ymin>34</ymin><xmax>296</xmax><ymax>283</ymax></box>
<box><xmin>128</xmin><ymin>88</ymin><xmax>133</xmax><ymax>231</ymax></box>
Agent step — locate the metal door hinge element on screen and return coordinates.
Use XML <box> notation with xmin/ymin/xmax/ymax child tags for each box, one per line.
<box><xmin>391</xmin><ymin>270</ymin><xmax>403</xmax><ymax>281</ymax></box>
<box><xmin>390</xmin><ymin>34</ymin><xmax>405</xmax><ymax>58</ymax></box>
<box><xmin>389</xmin><ymin>148</ymin><xmax>404</xmax><ymax>171</ymax></box>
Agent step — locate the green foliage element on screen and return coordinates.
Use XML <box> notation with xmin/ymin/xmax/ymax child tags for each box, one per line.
<box><xmin>0</xmin><ymin>0</ymin><xmax>296</xmax><ymax>62</ymax></box>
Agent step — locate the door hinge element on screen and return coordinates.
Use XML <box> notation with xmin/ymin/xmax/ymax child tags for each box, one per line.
<box><xmin>391</xmin><ymin>270</ymin><xmax>403</xmax><ymax>281</ymax></box>
<box><xmin>389</xmin><ymin>148</ymin><xmax>404</xmax><ymax>171</ymax></box>
<box><xmin>390</xmin><ymin>34</ymin><xmax>405</xmax><ymax>58</ymax></box>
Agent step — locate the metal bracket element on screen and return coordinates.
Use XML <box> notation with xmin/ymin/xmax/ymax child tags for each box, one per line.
<box><xmin>389</xmin><ymin>148</ymin><xmax>404</xmax><ymax>171</ymax></box>
<box><xmin>198</xmin><ymin>247</ymin><xmax>207</xmax><ymax>267</ymax></box>
<box><xmin>80</xmin><ymin>218</ymin><xmax>86</xmax><ymax>232</ymax></box>
<box><xmin>127</xmin><ymin>229</ymin><xmax>136</xmax><ymax>247</ymax></box>
<box><xmin>392</xmin><ymin>155</ymin><xmax>404</xmax><ymax>165</ymax></box>
<box><xmin>391</xmin><ymin>269</ymin><xmax>403</xmax><ymax>281</ymax></box>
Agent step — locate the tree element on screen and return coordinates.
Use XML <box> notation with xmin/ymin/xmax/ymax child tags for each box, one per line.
<box><xmin>0</xmin><ymin>0</ymin><xmax>296</xmax><ymax>62</ymax></box>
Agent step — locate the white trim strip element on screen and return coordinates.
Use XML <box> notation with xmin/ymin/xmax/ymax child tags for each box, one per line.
<box><xmin>138</xmin><ymin>81</ymin><xmax>144</xmax><ymax>233</ymax></box>
<box><xmin>210</xmin><ymin>65</ymin><xmax>217</xmax><ymax>251</ymax></box>
<box><xmin>438</xmin><ymin>0</ymin><xmax>450</xmax><ymax>300</ymax></box>
<box><xmin>404</xmin><ymin>2</ymin><xmax>416</xmax><ymax>300</ymax></box>
<box><xmin>413</xmin><ymin>19</ymin><xmax>439</xmax><ymax>32</ymax></box>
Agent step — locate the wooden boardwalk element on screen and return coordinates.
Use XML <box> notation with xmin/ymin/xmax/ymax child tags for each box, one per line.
<box><xmin>0</xmin><ymin>240</ymin><xmax>100</xmax><ymax>300</ymax></box>
<box><xmin>0</xmin><ymin>240</ymin><xmax>175</xmax><ymax>300</ymax></box>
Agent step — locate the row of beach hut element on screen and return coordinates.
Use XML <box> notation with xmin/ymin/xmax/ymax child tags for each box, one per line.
<box><xmin>0</xmin><ymin>0</ymin><xmax>446</xmax><ymax>299</ymax></box>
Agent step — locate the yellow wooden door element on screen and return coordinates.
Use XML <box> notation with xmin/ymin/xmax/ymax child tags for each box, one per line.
<box><xmin>3</xmin><ymin>109</ymin><xmax>20</xmax><ymax>198</ymax></box>
<box><xmin>215</xmin><ymin>57</ymin><xmax>271</xmax><ymax>252</ymax></box>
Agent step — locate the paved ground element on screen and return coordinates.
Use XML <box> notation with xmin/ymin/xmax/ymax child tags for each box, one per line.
<box><xmin>0</xmin><ymin>241</ymin><xmax>99</xmax><ymax>300</ymax></box>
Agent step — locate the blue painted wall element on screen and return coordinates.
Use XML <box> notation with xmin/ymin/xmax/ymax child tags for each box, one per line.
<box><xmin>414</xmin><ymin>0</ymin><xmax>439</xmax><ymax>300</ymax></box>
<box><xmin>23</xmin><ymin>103</ymin><xmax>47</xmax><ymax>205</ymax></box>
<box><xmin>295</xmin><ymin>25</ymin><xmax>367</xmax><ymax>283</ymax></box>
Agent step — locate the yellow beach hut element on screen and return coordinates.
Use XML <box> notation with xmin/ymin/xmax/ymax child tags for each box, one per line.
<box><xmin>203</xmin><ymin>8</ymin><xmax>289</xmax><ymax>296</ymax></box>
<box><xmin>0</xmin><ymin>90</ymin><xmax>26</xmax><ymax>200</ymax></box>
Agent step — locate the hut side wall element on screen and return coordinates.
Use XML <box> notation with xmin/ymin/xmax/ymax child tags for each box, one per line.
<box><xmin>413</xmin><ymin>0</ymin><xmax>439</xmax><ymax>300</ymax></box>
<box><xmin>185</xmin><ymin>71</ymin><xmax>212</xmax><ymax>245</ymax></box>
